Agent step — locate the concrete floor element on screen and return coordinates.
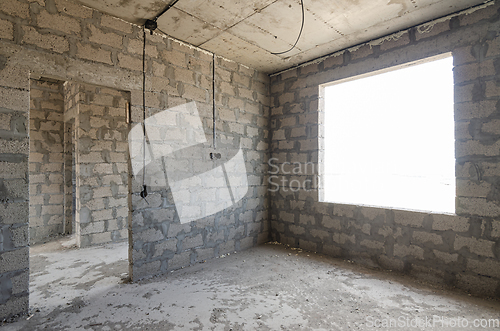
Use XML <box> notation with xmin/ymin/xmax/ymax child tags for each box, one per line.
<box><xmin>2</xmin><ymin>237</ymin><xmax>500</xmax><ymax>330</ymax></box>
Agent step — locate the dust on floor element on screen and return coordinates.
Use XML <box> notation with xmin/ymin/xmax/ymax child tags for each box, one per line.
<box><xmin>2</xmin><ymin>237</ymin><xmax>500</xmax><ymax>330</ymax></box>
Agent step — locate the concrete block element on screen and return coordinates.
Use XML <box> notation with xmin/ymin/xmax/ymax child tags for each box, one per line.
<box><xmin>139</xmin><ymin>228</ymin><xmax>164</xmax><ymax>243</ymax></box>
<box><xmin>37</xmin><ymin>11</ymin><xmax>80</xmax><ymax>34</ymax></box>
<box><xmin>415</xmin><ymin>20</ymin><xmax>450</xmax><ymax>40</ymax></box>
<box><xmin>360</xmin><ymin>239</ymin><xmax>384</xmax><ymax>251</ymax></box>
<box><xmin>492</xmin><ymin>220</ymin><xmax>500</xmax><ymax>238</ymax></box>
<box><xmin>337</xmin><ymin>233</ymin><xmax>355</xmax><ymax>245</ymax></box>
<box><xmin>393</xmin><ymin>210</ymin><xmax>425</xmax><ymax>228</ymax></box>
<box><xmin>466</xmin><ymin>258</ymin><xmax>500</xmax><ymax>278</ymax></box>
<box><xmin>412</xmin><ymin>231</ymin><xmax>443</xmax><ymax>246</ymax></box>
<box><xmin>219</xmin><ymin>240</ymin><xmax>235</xmax><ymax>255</ymax></box>
<box><xmin>86</xmin><ymin>198</ymin><xmax>105</xmax><ymax>211</ymax></box>
<box><xmin>454</xmin><ymin>235</ymin><xmax>494</xmax><ymax>257</ymax></box>
<box><xmin>92</xmin><ymin>208</ymin><xmax>113</xmax><ymax>221</ymax></box>
<box><xmin>89</xmin><ymin>25</ymin><xmax>123</xmax><ymax>49</ymax></box>
<box><xmin>486</xmin><ymin>36</ymin><xmax>500</xmax><ymax>58</ymax></box>
<box><xmin>167</xmin><ymin>223</ymin><xmax>191</xmax><ymax>237</ymax></box>
<box><xmin>81</xmin><ymin>221</ymin><xmax>105</xmax><ymax>235</ymax></box>
<box><xmin>460</xmin><ymin>4</ymin><xmax>497</xmax><ymax>25</ymax></box>
<box><xmin>153</xmin><ymin>239</ymin><xmax>177</xmax><ymax>258</ymax></box>
<box><xmin>233</xmin><ymin>73</ymin><xmax>250</xmax><ymax>88</ymax></box>
<box><xmin>457</xmin><ymin>197</ymin><xmax>500</xmax><ymax>217</ymax></box>
<box><xmin>77</xmin><ymin>43</ymin><xmax>113</xmax><ymax>65</ymax></box>
<box><xmin>41</xmin><ymin>204</ymin><xmax>63</xmax><ymax>215</ymax></box>
<box><xmin>239</xmin><ymin>236</ymin><xmax>254</xmax><ymax>250</ymax></box>
<box><xmin>299</xmin><ymin>239</ymin><xmax>316</xmax><ymax>252</ymax></box>
<box><xmin>0</xmin><ymin>18</ymin><xmax>13</xmax><ymax>40</ymax></box>
<box><xmin>288</xmin><ymin>224</ymin><xmax>306</xmax><ymax>235</ymax></box>
<box><xmin>393</xmin><ymin>244</ymin><xmax>424</xmax><ymax>260</ymax></box>
<box><xmin>10</xmin><ymin>270</ymin><xmax>29</xmax><ymax>295</ymax></box>
<box><xmin>0</xmin><ymin>87</ymin><xmax>29</xmax><ymax>112</ymax></box>
<box><xmin>51</xmin><ymin>0</ymin><xmax>87</xmax><ymax>15</ymax></box>
<box><xmin>7</xmin><ymin>225</ymin><xmax>28</xmax><ymax>248</ymax></box>
<box><xmin>118</xmin><ymin>54</ymin><xmax>142</xmax><ymax>71</ymax></box>
<box><xmin>333</xmin><ymin>204</ymin><xmax>354</xmax><ymax>218</ymax></box>
<box><xmin>0</xmin><ymin>247</ymin><xmax>28</xmax><ymax>273</ymax></box>
<box><xmin>454</xmin><ymin>62</ymin><xmax>481</xmax><ymax>84</ymax></box>
<box><xmin>276</xmin><ymin>210</ymin><xmax>293</xmax><ymax>223</ymax></box>
<box><xmin>455</xmin><ymin>83</ymin><xmax>476</xmax><ymax>104</ymax></box>
<box><xmin>134</xmin><ymin>260</ymin><xmax>161</xmax><ymax>280</ymax></box>
<box><xmin>101</xmin><ymin>14</ymin><xmax>133</xmax><ymax>33</ymax></box>
<box><xmin>168</xmin><ymin>251</ymin><xmax>191</xmax><ymax>270</ymax></box>
<box><xmin>257</xmin><ymin>232</ymin><xmax>269</xmax><ymax>244</ymax></box>
<box><xmin>433</xmin><ymin>250</ymin><xmax>458</xmax><ymax>264</ymax></box>
<box><xmin>0</xmin><ymin>295</ymin><xmax>29</xmax><ymax>321</ymax></box>
<box><xmin>182</xmin><ymin>234</ymin><xmax>203</xmax><ymax>250</ymax></box>
<box><xmin>182</xmin><ymin>84</ymin><xmax>207</xmax><ymax>102</ymax></box>
<box><xmin>22</xmin><ymin>26</ymin><xmax>69</xmax><ymax>53</ymax></box>
<box><xmin>432</xmin><ymin>215</ymin><xmax>469</xmax><ymax>232</ymax></box>
<box><xmin>0</xmin><ymin>0</ymin><xmax>29</xmax><ymax>18</ymax></box>
<box><xmin>378</xmin><ymin>255</ymin><xmax>404</xmax><ymax>271</ymax></box>
<box><xmin>485</xmin><ymin>80</ymin><xmax>499</xmax><ymax>98</ymax></box>
<box><xmin>379</xmin><ymin>33</ymin><xmax>411</xmax><ymax>51</ymax></box>
<box><xmin>278</xmin><ymin>92</ymin><xmax>295</xmax><ymax>106</ymax></box>
<box><xmin>161</xmin><ymin>50</ymin><xmax>187</xmax><ymax>68</ymax></box>
<box><xmin>90</xmin><ymin>231</ymin><xmax>112</xmax><ymax>245</ymax></box>
<box><xmin>195</xmin><ymin>247</ymin><xmax>214</xmax><ymax>261</ymax></box>
<box><xmin>310</xmin><ymin>229</ymin><xmax>330</xmax><ymax>240</ymax></box>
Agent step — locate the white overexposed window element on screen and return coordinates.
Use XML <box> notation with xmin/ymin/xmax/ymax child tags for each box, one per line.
<box><xmin>322</xmin><ymin>55</ymin><xmax>455</xmax><ymax>214</ymax></box>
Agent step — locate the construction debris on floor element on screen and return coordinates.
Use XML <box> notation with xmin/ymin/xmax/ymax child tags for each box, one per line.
<box><xmin>2</xmin><ymin>237</ymin><xmax>500</xmax><ymax>330</ymax></box>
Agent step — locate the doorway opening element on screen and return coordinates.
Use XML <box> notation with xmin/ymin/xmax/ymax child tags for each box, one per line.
<box><xmin>28</xmin><ymin>78</ymin><xmax>131</xmax><ymax>311</ymax></box>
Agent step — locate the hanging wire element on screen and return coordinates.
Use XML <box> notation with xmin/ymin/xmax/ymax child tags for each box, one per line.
<box><xmin>141</xmin><ymin>26</ymin><xmax>148</xmax><ymax>198</ymax></box>
<box><xmin>271</xmin><ymin>0</ymin><xmax>305</xmax><ymax>55</ymax></box>
<box><xmin>212</xmin><ymin>53</ymin><xmax>216</xmax><ymax>150</ymax></box>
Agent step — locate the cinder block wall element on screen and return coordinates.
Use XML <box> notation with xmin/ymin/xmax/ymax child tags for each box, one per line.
<box><xmin>74</xmin><ymin>83</ymin><xmax>130</xmax><ymax>248</ymax></box>
<box><xmin>0</xmin><ymin>39</ymin><xmax>30</xmax><ymax>320</ymax></box>
<box><xmin>0</xmin><ymin>0</ymin><xmax>270</xmax><ymax>320</ymax></box>
<box><xmin>29</xmin><ymin>79</ymin><xmax>65</xmax><ymax>244</ymax></box>
<box><xmin>129</xmin><ymin>53</ymin><xmax>270</xmax><ymax>280</ymax></box>
<box><xmin>269</xmin><ymin>3</ymin><xmax>500</xmax><ymax>296</ymax></box>
<box><xmin>63</xmin><ymin>81</ymin><xmax>78</xmax><ymax>237</ymax></box>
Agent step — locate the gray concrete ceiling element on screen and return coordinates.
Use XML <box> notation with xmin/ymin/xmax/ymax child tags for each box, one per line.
<box><xmin>75</xmin><ymin>0</ymin><xmax>487</xmax><ymax>73</ymax></box>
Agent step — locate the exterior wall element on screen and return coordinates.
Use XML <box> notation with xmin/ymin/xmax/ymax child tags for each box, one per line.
<box><xmin>269</xmin><ymin>3</ymin><xmax>500</xmax><ymax>297</ymax></box>
<box><xmin>29</xmin><ymin>79</ymin><xmax>65</xmax><ymax>244</ymax></box>
<box><xmin>0</xmin><ymin>0</ymin><xmax>270</xmax><ymax>320</ymax></box>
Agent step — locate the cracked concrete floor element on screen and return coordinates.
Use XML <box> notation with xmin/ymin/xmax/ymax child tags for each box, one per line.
<box><xmin>2</xmin><ymin>236</ymin><xmax>500</xmax><ymax>330</ymax></box>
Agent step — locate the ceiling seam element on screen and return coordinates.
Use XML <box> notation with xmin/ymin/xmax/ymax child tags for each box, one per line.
<box><xmin>221</xmin><ymin>0</ymin><xmax>282</xmax><ymax>32</ymax></box>
<box><xmin>270</xmin><ymin>0</ymin><xmax>495</xmax><ymax>77</ymax></box>
<box><xmin>159</xmin><ymin>6</ymin><xmax>225</xmax><ymax>46</ymax></box>
<box><xmin>305</xmin><ymin>7</ymin><xmax>346</xmax><ymax>37</ymax></box>
<box><xmin>231</xmin><ymin>19</ymin><xmax>303</xmax><ymax>55</ymax></box>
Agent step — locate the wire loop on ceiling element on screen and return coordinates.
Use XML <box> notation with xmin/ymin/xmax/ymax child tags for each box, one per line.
<box><xmin>270</xmin><ymin>0</ymin><xmax>305</xmax><ymax>55</ymax></box>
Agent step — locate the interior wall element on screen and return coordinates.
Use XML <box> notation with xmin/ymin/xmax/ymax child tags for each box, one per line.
<box><xmin>63</xmin><ymin>82</ymin><xmax>78</xmax><ymax>236</ymax></box>
<box><xmin>0</xmin><ymin>0</ymin><xmax>270</xmax><ymax>320</ymax></box>
<box><xmin>73</xmin><ymin>83</ymin><xmax>130</xmax><ymax>248</ymax></box>
<box><xmin>29</xmin><ymin>79</ymin><xmax>65</xmax><ymax>244</ymax></box>
<box><xmin>269</xmin><ymin>3</ymin><xmax>500</xmax><ymax>297</ymax></box>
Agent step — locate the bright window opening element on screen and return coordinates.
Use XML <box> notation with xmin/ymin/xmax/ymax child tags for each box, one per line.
<box><xmin>322</xmin><ymin>55</ymin><xmax>455</xmax><ymax>214</ymax></box>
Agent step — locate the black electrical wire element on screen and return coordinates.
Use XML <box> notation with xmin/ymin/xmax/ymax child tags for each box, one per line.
<box><xmin>141</xmin><ymin>27</ymin><xmax>148</xmax><ymax>198</ymax></box>
<box><xmin>271</xmin><ymin>0</ymin><xmax>305</xmax><ymax>55</ymax></box>
<box><xmin>212</xmin><ymin>53</ymin><xmax>216</xmax><ymax>150</ymax></box>
<box><xmin>154</xmin><ymin>0</ymin><xmax>181</xmax><ymax>21</ymax></box>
